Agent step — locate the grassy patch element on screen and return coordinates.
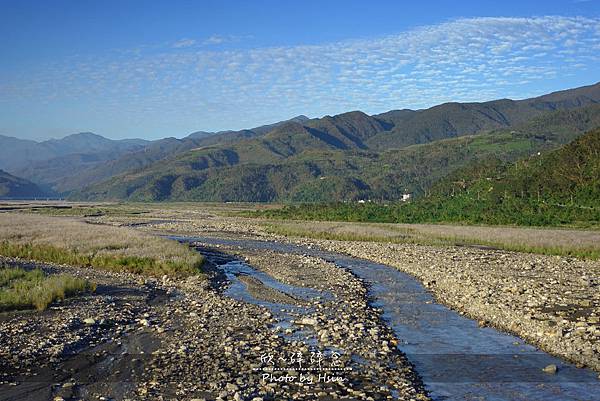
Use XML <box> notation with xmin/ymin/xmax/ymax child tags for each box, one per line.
<box><xmin>0</xmin><ymin>242</ymin><xmax>201</xmax><ymax>276</ymax></box>
<box><xmin>430</xmin><ymin>232</ymin><xmax>600</xmax><ymax>260</ymax></box>
<box><xmin>0</xmin><ymin>267</ymin><xmax>95</xmax><ymax>311</ymax></box>
<box><xmin>0</xmin><ymin>213</ymin><xmax>204</xmax><ymax>277</ymax></box>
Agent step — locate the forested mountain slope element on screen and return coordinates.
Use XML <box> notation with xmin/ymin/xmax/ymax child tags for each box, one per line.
<box><xmin>264</xmin><ymin>127</ymin><xmax>600</xmax><ymax>226</ymax></box>
<box><xmin>72</xmin><ymin>103</ymin><xmax>600</xmax><ymax>202</ymax></box>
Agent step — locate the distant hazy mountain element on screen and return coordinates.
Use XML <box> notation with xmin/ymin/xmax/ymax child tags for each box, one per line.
<box><xmin>0</xmin><ymin>132</ymin><xmax>148</xmax><ymax>172</ymax></box>
<box><xmin>41</xmin><ymin>132</ymin><xmax>148</xmax><ymax>155</ymax></box>
<box><xmin>0</xmin><ymin>170</ymin><xmax>53</xmax><ymax>199</ymax></box>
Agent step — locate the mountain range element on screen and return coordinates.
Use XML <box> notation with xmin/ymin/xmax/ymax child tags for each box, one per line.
<box><xmin>0</xmin><ymin>132</ymin><xmax>148</xmax><ymax>172</ymax></box>
<box><xmin>2</xmin><ymin>82</ymin><xmax>600</xmax><ymax>202</ymax></box>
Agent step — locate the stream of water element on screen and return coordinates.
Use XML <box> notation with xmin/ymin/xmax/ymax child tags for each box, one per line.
<box><xmin>175</xmin><ymin>236</ymin><xmax>600</xmax><ymax>401</ymax></box>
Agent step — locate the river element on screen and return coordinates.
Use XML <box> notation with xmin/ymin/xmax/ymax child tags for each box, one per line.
<box><xmin>175</xmin><ymin>235</ymin><xmax>600</xmax><ymax>401</ymax></box>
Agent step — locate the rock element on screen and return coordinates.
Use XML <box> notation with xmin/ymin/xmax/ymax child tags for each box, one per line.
<box><xmin>139</xmin><ymin>319</ymin><xmax>150</xmax><ymax>326</ymax></box>
<box><xmin>299</xmin><ymin>317</ymin><xmax>318</xmax><ymax>326</ymax></box>
<box><xmin>547</xmin><ymin>328</ymin><xmax>564</xmax><ymax>338</ymax></box>
<box><xmin>542</xmin><ymin>364</ymin><xmax>558</xmax><ymax>374</ymax></box>
<box><xmin>83</xmin><ymin>318</ymin><xmax>96</xmax><ymax>325</ymax></box>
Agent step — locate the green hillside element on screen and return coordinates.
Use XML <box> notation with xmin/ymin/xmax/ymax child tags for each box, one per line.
<box><xmin>71</xmin><ymin>103</ymin><xmax>600</xmax><ymax>202</ymax></box>
<box><xmin>70</xmin><ymin>132</ymin><xmax>542</xmax><ymax>202</ymax></box>
<box><xmin>264</xmin><ymin>127</ymin><xmax>600</xmax><ymax>227</ymax></box>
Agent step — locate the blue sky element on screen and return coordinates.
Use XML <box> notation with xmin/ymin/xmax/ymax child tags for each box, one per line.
<box><xmin>1</xmin><ymin>0</ymin><xmax>599</xmax><ymax>140</ymax></box>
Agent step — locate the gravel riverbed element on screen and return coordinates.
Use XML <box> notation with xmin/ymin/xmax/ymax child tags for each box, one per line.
<box><xmin>0</xmin><ymin>241</ymin><xmax>430</xmax><ymax>401</ymax></box>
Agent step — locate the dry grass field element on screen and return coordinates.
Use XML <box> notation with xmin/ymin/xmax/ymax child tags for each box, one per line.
<box><xmin>262</xmin><ymin>221</ymin><xmax>414</xmax><ymax>242</ymax></box>
<box><xmin>405</xmin><ymin>223</ymin><xmax>600</xmax><ymax>258</ymax></box>
<box><xmin>262</xmin><ymin>219</ymin><xmax>600</xmax><ymax>260</ymax></box>
<box><xmin>4</xmin><ymin>201</ymin><xmax>600</xmax><ymax>260</ymax></box>
<box><xmin>0</xmin><ymin>213</ymin><xmax>203</xmax><ymax>276</ymax></box>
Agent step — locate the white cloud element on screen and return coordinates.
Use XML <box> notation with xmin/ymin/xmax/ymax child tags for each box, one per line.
<box><xmin>202</xmin><ymin>35</ymin><xmax>227</xmax><ymax>45</ymax></box>
<box><xmin>172</xmin><ymin>38</ymin><xmax>196</xmax><ymax>48</ymax></box>
<box><xmin>201</xmin><ymin>34</ymin><xmax>250</xmax><ymax>46</ymax></box>
<box><xmin>3</xmin><ymin>16</ymin><xmax>600</xmax><ymax>133</ymax></box>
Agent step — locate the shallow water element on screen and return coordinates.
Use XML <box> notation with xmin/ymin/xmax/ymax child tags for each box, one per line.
<box><xmin>195</xmin><ymin>247</ymin><xmax>323</xmax><ymax>345</ymax></box>
<box><xmin>176</xmin><ymin>236</ymin><xmax>600</xmax><ymax>401</ymax></box>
